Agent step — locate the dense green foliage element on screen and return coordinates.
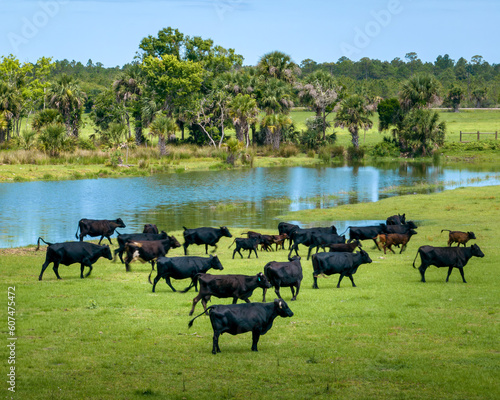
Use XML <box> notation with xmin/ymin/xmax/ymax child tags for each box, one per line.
<box><xmin>0</xmin><ymin>27</ymin><xmax>499</xmax><ymax>159</ymax></box>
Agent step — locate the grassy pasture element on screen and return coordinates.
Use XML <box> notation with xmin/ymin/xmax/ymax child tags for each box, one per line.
<box><xmin>1</xmin><ymin>185</ymin><xmax>499</xmax><ymax>399</ymax></box>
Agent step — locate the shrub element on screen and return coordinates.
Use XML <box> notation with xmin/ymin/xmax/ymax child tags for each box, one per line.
<box><xmin>347</xmin><ymin>146</ymin><xmax>365</xmax><ymax>161</ymax></box>
<box><xmin>279</xmin><ymin>144</ymin><xmax>299</xmax><ymax>158</ymax></box>
<box><xmin>370</xmin><ymin>139</ymin><xmax>400</xmax><ymax>157</ymax></box>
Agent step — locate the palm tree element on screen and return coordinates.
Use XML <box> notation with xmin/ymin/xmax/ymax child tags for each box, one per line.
<box><xmin>395</xmin><ymin>109</ymin><xmax>446</xmax><ymax>156</ymax></box>
<box><xmin>0</xmin><ymin>81</ymin><xmax>21</xmax><ymax>141</ymax></box>
<box><xmin>257</xmin><ymin>51</ymin><xmax>300</xmax><ymax>84</ymax></box>
<box><xmin>261</xmin><ymin>113</ymin><xmax>292</xmax><ymax>150</ymax></box>
<box><xmin>47</xmin><ymin>74</ymin><xmax>86</xmax><ymax>137</ymax></box>
<box><xmin>113</xmin><ymin>65</ymin><xmax>142</xmax><ymax>141</ymax></box>
<box><xmin>149</xmin><ymin>113</ymin><xmax>178</xmax><ymax>156</ymax></box>
<box><xmin>399</xmin><ymin>73</ymin><xmax>440</xmax><ymax>111</ymax></box>
<box><xmin>255</xmin><ymin>77</ymin><xmax>294</xmax><ymax>115</ymax></box>
<box><xmin>228</xmin><ymin>94</ymin><xmax>259</xmax><ymax>147</ymax></box>
<box><xmin>334</xmin><ymin>95</ymin><xmax>373</xmax><ymax>148</ymax></box>
<box><xmin>296</xmin><ymin>70</ymin><xmax>339</xmax><ymax>139</ymax></box>
<box><xmin>31</xmin><ymin>109</ymin><xmax>63</xmax><ymax>132</ymax></box>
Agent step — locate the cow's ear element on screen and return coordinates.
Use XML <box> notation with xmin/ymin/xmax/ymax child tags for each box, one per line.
<box><xmin>278</xmin><ymin>300</ymin><xmax>283</xmax><ymax>309</ymax></box>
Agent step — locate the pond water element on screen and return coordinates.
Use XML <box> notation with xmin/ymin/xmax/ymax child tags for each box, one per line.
<box><xmin>1</xmin><ymin>163</ymin><xmax>499</xmax><ymax>248</ymax></box>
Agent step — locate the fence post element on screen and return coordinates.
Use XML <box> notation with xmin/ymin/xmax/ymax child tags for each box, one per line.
<box><xmin>496</xmin><ymin>131</ymin><xmax>498</xmax><ymax>140</ymax></box>
<box><xmin>460</xmin><ymin>131</ymin><xmax>462</xmax><ymax>142</ymax></box>
<box><xmin>477</xmin><ymin>131</ymin><xmax>480</xmax><ymax>141</ymax></box>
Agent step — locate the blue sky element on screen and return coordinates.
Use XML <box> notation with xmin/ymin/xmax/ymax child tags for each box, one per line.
<box><xmin>1</xmin><ymin>0</ymin><xmax>499</xmax><ymax>68</ymax></box>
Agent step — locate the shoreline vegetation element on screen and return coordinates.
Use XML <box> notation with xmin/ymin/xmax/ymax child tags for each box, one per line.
<box><xmin>1</xmin><ymin>109</ymin><xmax>499</xmax><ymax>183</ymax></box>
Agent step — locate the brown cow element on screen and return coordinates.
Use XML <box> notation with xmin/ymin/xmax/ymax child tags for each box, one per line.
<box><xmin>441</xmin><ymin>230</ymin><xmax>476</xmax><ymax>247</ymax></box>
<box><xmin>381</xmin><ymin>230</ymin><xmax>418</xmax><ymax>254</ymax></box>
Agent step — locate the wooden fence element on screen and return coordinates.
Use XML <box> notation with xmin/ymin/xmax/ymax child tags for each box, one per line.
<box><xmin>460</xmin><ymin>131</ymin><xmax>498</xmax><ymax>142</ymax></box>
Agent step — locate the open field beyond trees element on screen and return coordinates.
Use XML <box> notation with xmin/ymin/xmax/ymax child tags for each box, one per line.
<box><xmin>2</xmin><ymin>185</ymin><xmax>498</xmax><ymax>399</ymax></box>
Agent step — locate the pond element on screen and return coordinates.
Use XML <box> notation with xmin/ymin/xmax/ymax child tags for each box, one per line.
<box><xmin>1</xmin><ymin>163</ymin><xmax>499</xmax><ymax>248</ymax></box>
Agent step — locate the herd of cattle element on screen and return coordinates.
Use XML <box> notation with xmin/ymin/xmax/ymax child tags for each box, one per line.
<box><xmin>34</xmin><ymin>214</ymin><xmax>485</xmax><ymax>354</ymax></box>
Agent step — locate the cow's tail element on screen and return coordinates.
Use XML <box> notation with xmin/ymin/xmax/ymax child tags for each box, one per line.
<box><xmin>181</xmin><ymin>275</ymin><xmax>200</xmax><ymax>293</ymax></box>
<box><xmin>339</xmin><ymin>227</ymin><xmax>350</xmax><ymax>237</ymax></box>
<box><xmin>75</xmin><ymin>223</ymin><xmax>80</xmax><ymax>240</ymax></box>
<box><xmin>36</xmin><ymin>237</ymin><xmax>53</xmax><ymax>251</ymax></box>
<box><xmin>188</xmin><ymin>306</ymin><xmax>214</xmax><ymax>328</ymax></box>
<box><xmin>441</xmin><ymin>229</ymin><xmax>451</xmax><ymax>234</ymax></box>
<box><xmin>412</xmin><ymin>248</ymin><xmax>421</xmax><ymax>268</ymax></box>
<box><xmin>228</xmin><ymin>238</ymin><xmax>236</xmax><ymax>249</ymax></box>
<box><xmin>148</xmin><ymin>266</ymin><xmax>154</xmax><ymax>285</ymax></box>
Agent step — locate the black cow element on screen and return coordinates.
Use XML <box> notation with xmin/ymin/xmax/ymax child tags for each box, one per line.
<box><xmin>384</xmin><ymin>221</ymin><xmax>418</xmax><ymax>234</ymax></box>
<box><xmin>263</xmin><ymin>256</ymin><xmax>303</xmax><ymax>302</ymax></box>
<box><xmin>114</xmin><ymin>231</ymin><xmax>172</xmax><ymax>263</ymax></box>
<box><xmin>278</xmin><ymin>222</ymin><xmax>300</xmax><ymax>248</ymax></box>
<box><xmin>150</xmin><ymin>255</ymin><xmax>224</xmax><ymax>293</ymax></box>
<box><xmin>386</xmin><ymin>214</ymin><xmax>406</xmax><ymax>225</ymax></box>
<box><xmin>183</xmin><ymin>226</ymin><xmax>232</xmax><ymax>255</ymax></box>
<box><xmin>75</xmin><ymin>218</ymin><xmax>126</xmax><ymax>244</ymax></box>
<box><xmin>36</xmin><ymin>237</ymin><xmax>112</xmax><ymax>280</ymax></box>
<box><xmin>188</xmin><ymin>299</ymin><xmax>294</xmax><ymax>354</ymax></box>
<box><xmin>413</xmin><ymin>244</ymin><xmax>485</xmax><ymax>283</ymax></box>
<box><xmin>229</xmin><ymin>237</ymin><xmax>261</xmax><ymax>259</ymax></box>
<box><xmin>143</xmin><ymin>224</ymin><xmax>159</xmax><ymax>234</ymax></box>
<box><xmin>189</xmin><ymin>273</ymin><xmax>272</xmax><ymax>315</ymax></box>
<box><xmin>312</xmin><ymin>250</ymin><xmax>373</xmax><ymax>289</ymax></box>
<box><xmin>346</xmin><ymin>225</ymin><xmax>386</xmax><ymax>250</ymax></box>
<box><xmin>306</xmin><ymin>232</ymin><xmax>346</xmax><ymax>260</ymax></box>
<box><xmin>320</xmin><ymin>239</ymin><xmax>362</xmax><ymax>253</ymax></box>
<box><xmin>288</xmin><ymin>226</ymin><xmax>338</xmax><ymax>258</ymax></box>
<box><xmin>124</xmin><ymin>238</ymin><xmax>180</xmax><ymax>272</ymax></box>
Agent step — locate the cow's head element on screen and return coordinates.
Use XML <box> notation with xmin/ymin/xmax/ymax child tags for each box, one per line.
<box><xmin>116</xmin><ymin>218</ymin><xmax>126</xmax><ymax>228</ymax></box>
<box><xmin>468</xmin><ymin>232</ymin><xmax>476</xmax><ymax>240</ymax></box>
<box><xmin>471</xmin><ymin>244</ymin><xmax>485</xmax><ymax>258</ymax></box>
<box><xmin>274</xmin><ymin>299</ymin><xmax>294</xmax><ymax>318</ymax></box>
<box><xmin>359</xmin><ymin>250</ymin><xmax>373</xmax><ymax>264</ymax></box>
<box><xmin>209</xmin><ymin>255</ymin><xmax>224</xmax><ymax>270</ymax></box>
<box><xmin>330</xmin><ymin>225</ymin><xmax>338</xmax><ymax>234</ymax></box>
<box><xmin>169</xmin><ymin>235</ymin><xmax>182</xmax><ymax>248</ymax></box>
<box><xmin>220</xmin><ymin>226</ymin><xmax>232</xmax><ymax>238</ymax></box>
<box><xmin>100</xmin><ymin>245</ymin><xmax>113</xmax><ymax>260</ymax></box>
<box><xmin>406</xmin><ymin>220</ymin><xmax>417</xmax><ymax>229</ymax></box>
<box><xmin>256</xmin><ymin>272</ymin><xmax>272</xmax><ymax>289</ymax></box>
<box><xmin>288</xmin><ymin>255</ymin><xmax>301</xmax><ymax>262</ymax></box>
<box><xmin>409</xmin><ymin>229</ymin><xmax>418</xmax><ymax>236</ymax></box>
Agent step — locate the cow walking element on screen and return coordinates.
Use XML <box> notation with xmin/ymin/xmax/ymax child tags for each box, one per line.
<box><xmin>75</xmin><ymin>218</ymin><xmax>126</xmax><ymax>244</ymax></box>
<box><xmin>312</xmin><ymin>250</ymin><xmax>372</xmax><ymax>288</ymax></box>
<box><xmin>183</xmin><ymin>226</ymin><xmax>232</xmax><ymax>255</ymax></box>
<box><xmin>441</xmin><ymin>230</ymin><xmax>476</xmax><ymax>247</ymax></box>
<box><xmin>263</xmin><ymin>256</ymin><xmax>303</xmax><ymax>302</ymax></box>
<box><xmin>37</xmin><ymin>237</ymin><xmax>112</xmax><ymax>280</ymax></box>
<box><xmin>188</xmin><ymin>299</ymin><xmax>294</xmax><ymax>354</ymax></box>
<box><xmin>413</xmin><ymin>244</ymin><xmax>485</xmax><ymax>283</ymax></box>
<box><xmin>189</xmin><ymin>273</ymin><xmax>271</xmax><ymax>315</ymax></box>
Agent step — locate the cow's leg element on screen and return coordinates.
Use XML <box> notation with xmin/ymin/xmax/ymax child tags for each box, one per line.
<box><xmin>39</xmin><ymin>261</ymin><xmax>51</xmax><ymax>281</ymax></box>
<box><xmin>418</xmin><ymin>266</ymin><xmax>427</xmax><ymax>282</ymax></box>
<box><xmin>213</xmin><ymin>331</ymin><xmax>221</xmax><ymax>354</ymax></box>
<box><xmin>312</xmin><ymin>274</ymin><xmax>319</xmax><ymax>289</ymax></box>
<box><xmin>307</xmin><ymin>245</ymin><xmax>314</xmax><ymax>260</ymax></box>
<box><xmin>205</xmin><ymin>244</ymin><xmax>209</xmax><ymax>254</ymax></box>
<box><xmin>274</xmin><ymin>285</ymin><xmax>282</xmax><ymax>299</ymax></box>
<box><xmin>262</xmin><ymin>288</ymin><xmax>267</xmax><ymax>302</ymax></box>
<box><xmin>347</xmin><ymin>274</ymin><xmax>356</xmax><ymax>287</ymax></box>
<box><xmin>253</xmin><ymin>247</ymin><xmax>259</xmax><ymax>258</ymax></box>
<box><xmin>290</xmin><ymin>286</ymin><xmax>296</xmax><ymax>301</ymax></box>
<box><xmin>336</xmin><ymin>273</ymin><xmax>346</xmax><ymax>288</ymax></box>
<box><xmin>251</xmin><ymin>330</ymin><xmax>260</xmax><ymax>351</ymax></box>
<box><xmin>400</xmin><ymin>244</ymin><xmax>406</xmax><ymax>254</ymax></box>
<box><xmin>52</xmin><ymin>262</ymin><xmax>62</xmax><ymax>280</ymax></box>
<box><xmin>232</xmin><ymin>297</ymin><xmax>238</xmax><ymax>304</ymax></box>
<box><xmin>293</xmin><ymin>282</ymin><xmax>301</xmax><ymax>300</ymax></box>
<box><xmin>190</xmin><ymin>294</ymin><xmax>202</xmax><ymax>316</ymax></box>
<box><xmin>445</xmin><ymin>267</ymin><xmax>454</xmax><ymax>282</ymax></box>
<box><xmin>80</xmin><ymin>263</ymin><xmax>86</xmax><ymax>278</ymax></box>
<box><xmin>164</xmin><ymin>277</ymin><xmax>177</xmax><ymax>292</ymax></box>
<box><xmin>372</xmin><ymin>238</ymin><xmax>381</xmax><ymax>250</ymax></box>
<box><xmin>152</xmin><ymin>275</ymin><xmax>161</xmax><ymax>292</ymax></box>
<box><xmin>458</xmin><ymin>268</ymin><xmax>467</xmax><ymax>283</ymax></box>
<box><xmin>106</xmin><ymin>236</ymin><xmax>113</xmax><ymax>245</ymax></box>
<box><xmin>183</xmin><ymin>243</ymin><xmax>189</xmax><ymax>255</ymax></box>
<box><xmin>387</xmin><ymin>245</ymin><xmax>395</xmax><ymax>254</ymax></box>
<box><xmin>201</xmin><ymin>296</ymin><xmax>210</xmax><ymax>312</ymax></box>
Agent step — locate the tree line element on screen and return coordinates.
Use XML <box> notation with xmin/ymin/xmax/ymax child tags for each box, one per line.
<box><xmin>0</xmin><ymin>26</ymin><xmax>498</xmax><ymax>158</ymax></box>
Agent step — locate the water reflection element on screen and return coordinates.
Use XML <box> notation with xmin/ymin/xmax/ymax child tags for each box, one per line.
<box><xmin>0</xmin><ymin>164</ymin><xmax>498</xmax><ymax>248</ymax></box>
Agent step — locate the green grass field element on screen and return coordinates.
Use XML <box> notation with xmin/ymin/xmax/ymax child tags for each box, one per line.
<box><xmin>2</xmin><ymin>185</ymin><xmax>498</xmax><ymax>399</ymax></box>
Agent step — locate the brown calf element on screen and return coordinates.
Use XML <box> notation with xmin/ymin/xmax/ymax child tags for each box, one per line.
<box><xmin>382</xmin><ymin>230</ymin><xmax>418</xmax><ymax>254</ymax></box>
<box><xmin>441</xmin><ymin>230</ymin><xmax>476</xmax><ymax>247</ymax></box>
<box><xmin>321</xmin><ymin>239</ymin><xmax>361</xmax><ymax>253</ymax></box>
